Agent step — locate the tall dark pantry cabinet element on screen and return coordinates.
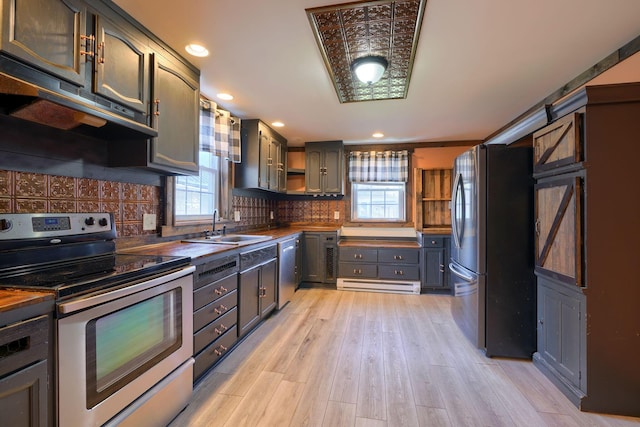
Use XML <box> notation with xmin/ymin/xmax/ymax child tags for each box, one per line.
<box><xmin>532</xmin><ymin>83</ymin><xmax>640</xmax><ymax>417</ymax></box>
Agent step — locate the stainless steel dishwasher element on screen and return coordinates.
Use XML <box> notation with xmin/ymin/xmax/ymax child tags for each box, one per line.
<box><xmin>277</xmin><ymin>237</ymin><xmax>297</xmax><ymax>309</ymax></box>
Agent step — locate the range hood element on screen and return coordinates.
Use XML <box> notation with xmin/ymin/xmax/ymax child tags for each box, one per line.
<box><xmin>0</xmin><ymin>72</ymin><xmax>157</xmax><ymax>139</ymax></box>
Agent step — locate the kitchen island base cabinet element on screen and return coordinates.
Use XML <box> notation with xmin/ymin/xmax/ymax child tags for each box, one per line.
<box><xmin>238</xmin><ymin>245</ymin><xmax>277</xmax><ymax>337</ymax></box>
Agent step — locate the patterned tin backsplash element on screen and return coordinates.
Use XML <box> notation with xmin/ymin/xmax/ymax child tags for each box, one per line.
<box><xmin>0</xmin><ymin>170</ymin><xmax>161</xmax><ymax>237</ymax></box>
<box><xmin>277</xmin><ymin>199</ymin><xmax>344</xmax><ymax>224</ymax></box>
<box><xmin>231</xmin><ymin>197</ymin><xmax>345</xmax><ymax>228</ymax></box>
<box><xmin>0</xmin><ymin>169</ymin><xmax>345</xmax><ymax>238</ymax></box>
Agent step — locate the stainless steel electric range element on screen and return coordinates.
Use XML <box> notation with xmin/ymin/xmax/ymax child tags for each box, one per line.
<box><xmin>0</xmin><ymin>212</ymin><xmax>195</xmax><ymax>427</ymax></box>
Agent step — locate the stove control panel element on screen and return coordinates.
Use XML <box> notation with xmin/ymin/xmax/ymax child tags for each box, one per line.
<box><xmin>0</xmin><ymin>213</ymin><xmax>114</xmax><ymax>240</ymax></box>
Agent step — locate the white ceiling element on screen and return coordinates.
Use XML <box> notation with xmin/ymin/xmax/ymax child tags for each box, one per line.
<box><xmin>114</xmin><ymin>0</ymin><xmax>640</xmax><ymax>147</ymax></box>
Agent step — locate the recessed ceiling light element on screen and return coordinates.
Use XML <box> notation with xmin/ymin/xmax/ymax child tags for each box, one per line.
<box><xmin>372</xmin><ymin>132</ymin><xmax>384</xmax><ymax>138</ymax></box>
<box><xmin>271</xmin><ymin>121</ymin><xmax>285</xmax><ymax>128</ymax></box>
<box><xmin>217</xmin><ymin>93</ymin><xmax>234</xmax><ymax>101</ymax></box>
<box><xmin>185</xmin><ymin>43</ymin><xmax>209</xmax><ymax>57</ymax></box>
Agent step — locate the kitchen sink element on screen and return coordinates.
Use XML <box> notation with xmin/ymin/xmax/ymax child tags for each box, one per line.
<box><xmin>182</xmin><ymin>234</ymin><xmax>272</xmax><ymax>246</ymax></box>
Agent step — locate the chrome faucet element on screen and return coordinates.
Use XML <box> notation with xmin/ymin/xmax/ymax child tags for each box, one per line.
<box><xmin>212</xmin><ymin>209</ymin><xmax>218</xmax><ymax>235</ymax></box>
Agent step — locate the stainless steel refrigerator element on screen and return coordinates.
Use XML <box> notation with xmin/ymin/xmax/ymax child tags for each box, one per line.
<box><xmin>449</xmin><ymin>144</ymin><xmax>535</xmax><ymax>358</ymax></box>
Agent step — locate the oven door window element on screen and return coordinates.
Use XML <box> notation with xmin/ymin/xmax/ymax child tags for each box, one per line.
<box><xmin>85</xmin><ymin>288</ymin><xmax>182</xmax><ymax>408</ymax></box>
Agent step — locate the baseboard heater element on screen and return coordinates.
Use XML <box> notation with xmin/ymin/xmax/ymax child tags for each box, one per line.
<box><xmin>337</xmin><ymin>278</ymin><xmax>420</xmax><ymax>295</ymax></box>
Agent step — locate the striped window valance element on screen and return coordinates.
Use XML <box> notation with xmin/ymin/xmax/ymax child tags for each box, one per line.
<box><xmin>348</xmin><ymin>150</ymin><xmax>409</xmax><ymax>182</ymax></box>
<box><xmin>199</xmin><ymin>99</ymin><xmax>241</xmax><ymax>163</ymax></box>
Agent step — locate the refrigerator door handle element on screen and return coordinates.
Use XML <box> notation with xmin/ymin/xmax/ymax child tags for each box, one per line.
<box><xmin>451</xmin><ymin>172</ymin><xmax>465</xmax><ymax>249</ymax></box>
<box><xmin>449</xmin><ymin>262</ymin><xmax>474</xmax><ymax>282</ymax></box>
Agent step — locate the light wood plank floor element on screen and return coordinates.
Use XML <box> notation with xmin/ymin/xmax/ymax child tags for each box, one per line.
<box><xmin>170</xmin><ymin>288</ymin><xmax>640</xmax><ymax>427</ymax></box>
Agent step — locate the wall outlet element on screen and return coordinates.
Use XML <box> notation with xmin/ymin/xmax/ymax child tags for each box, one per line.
<box><xmin>334</xmin><ymin>210</ymin><xmax>340</xmax><ymax>220</ymax></box>
<box><xmin>270</xmin><ymin>210</ymin><xmax>274</xmax><ymax>220</ymax></box>
<box><xmin>143</xmin><ymin>213</ymin><xmax>157</xmax><ymax>230</ymax></box>
<box><xmin>234</xmin><ymin>211</ymin><xmax>241</xmax><ymax>222</ymax></box>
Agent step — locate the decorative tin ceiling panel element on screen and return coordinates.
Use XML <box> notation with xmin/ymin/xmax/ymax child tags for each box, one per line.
<box><xmin>306</xmin><ymin>0</ymin><xmax>427</xmax><ymax>103</ymax></box>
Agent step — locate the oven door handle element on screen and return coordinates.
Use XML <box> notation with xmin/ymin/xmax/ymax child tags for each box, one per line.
<box><xmin>58</xmin><ymin>265</ymin><xmax>195</xmax><ymax>315</ymax></box>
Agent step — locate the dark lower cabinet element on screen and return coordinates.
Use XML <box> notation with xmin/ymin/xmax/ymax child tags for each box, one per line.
<box><xmin>191</xmin><ymin>254</ymin><xmax>239</xmax><ymax>383</ymax></box>
<box><xmin>302</xmin><ymin>232</ymin><xmax>337</xmax><ymax>285</ymax></box>
<box><xmin>0</xmin><ymin>360</ymin><xmax>49</xmax><ymax>427</ymax></box>
<box><xmin>534</xmin><ymin>275</ymin><xmax>585</xmax><ymax>396</ymax></box>
<box><xmin>421</xmin><ymin>235</ymin><xmax>450</xmax><ymax>292</ymax></box>
<box><xmin>238</xmin><ymin>245</ymin><xmax>277</xmax><ymax>337</ymax></box>
<box><xmin>0</xmin><ymin>298</ymin><xmax>54</xmax><ymax>427</ymax></box>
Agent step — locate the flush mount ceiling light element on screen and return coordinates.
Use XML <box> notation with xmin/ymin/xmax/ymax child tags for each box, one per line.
<box><xmin>307</xmin><ymin>0</ymin><xmax>427</xmax><ymax>103</ymax></box>
<box><xmin>185</xmin><ymin>43</ymin><xmax>209</xmax><ymax>57</ymax></box>
<box><xmin>217</xmin><ymin>93</ymin><xmax>234</xmax><ymax>101</ymax></box>
<box><xmin>351</xmin><ymin>55</ymin><xmax>388</xmax><ymax>84</ymax></box>
<box><xmin>271</xmin><ymin>121</ymin><xmax>285</xmax><ymax>127</ymax></box>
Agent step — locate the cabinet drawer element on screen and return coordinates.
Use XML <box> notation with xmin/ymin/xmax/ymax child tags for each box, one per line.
<box><xmin>194</xmin><ymin>254</ymin><xmax>239</xmax><ymax>290</ymax></box>
<box><xmin>378</xmin><ymin>248</ymin><xmax>419</xmax><ymax>264</ymax></box>
<box><xmin>193</xmin><ymin>273</ymin><xmax>238</xmax><ymax>311</ymax></box>
<box><xmin>422</xmin><ymin>236</ymin><xmax>444</xmax><ymax>248</ymax></box>
<box><xmin>379</xmin><ymin>265</ymin><xmax>420</xmax><ymax>281</ymax></box>
<box><xmin>240</xmin><ymin>245</ymin><xmax>277</xmax><ymax>271</ymax></box>
<box><xmin>194</xmin><ymin>325</ymin><xmax>238</xmax><ymax>381</ymax></box>
<box><xmin>194</xmin><ymin>290</ymin><xmax>237</xmax><ymax>332</ymax></box>
<box><xmin>194</xmin><ymin>307</ymin><xmax>237</xmax><ymax>354</ymax></box>
<box><xmin>339</xmin><ymin>248</ymin><xmax>377</xmax><ymax>263</ymax></box>
<box><xmin>338</xmin><ymin>262</ymin><xmax>377</xmax><ymax>279</ymax></box>
<box><xmin>0</xmin><ymin>315</ymin><xmax>49</xmax><ymax>378</ymax></box>
<box><xmin>533</xmin><ymin>112</ymin><xmax>582</xmax><ymax>173</ymax></box>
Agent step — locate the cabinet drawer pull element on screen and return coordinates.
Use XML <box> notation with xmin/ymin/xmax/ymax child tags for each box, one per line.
<box><xmin>213</xmin><ymin>345</ymin><xmax>228</xmax><ymax>356</ymax></box>
<box><xmin>394</xmin><ymin>270</ymin><xmax>404</xmax><ymax>276</ymax></box>
<box><xmin>354</xmin><ymin>253</ymin><xmax>363</xmax><ymax>259</ymax></box>
<box><xmin>393</xmin><ymin>255</ymin><xmax>403</xmax><ymax>260</ymax></box>
<box><xmin>214</xmin><ymin>304</ymin><xmax>227</xmax><ymax>315</ymax></box>
<box><xmin>214</xmin><ymin>285</ymin><xmax>228</xmax><ymax>296</ymax></box>
<box><xmin>353</xmin><ymin>269</ymin><xmax>362</xmax><ymax>275</ymax></box>
<box><xmin>214</xmin><ymin>324</ymin><xmax>228</xmax><ymax>335</ymax></box>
